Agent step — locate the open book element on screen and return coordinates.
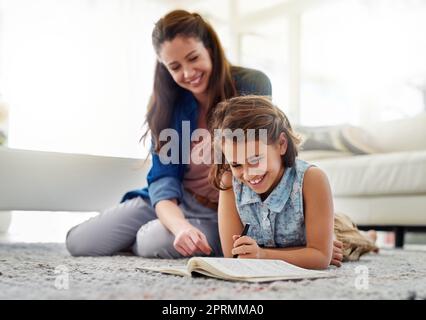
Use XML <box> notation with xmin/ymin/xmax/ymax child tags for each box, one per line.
<box><xmin>141</xmin><ymin>257</ymin><xmax>332</xmax><ymax>282</ymax></box>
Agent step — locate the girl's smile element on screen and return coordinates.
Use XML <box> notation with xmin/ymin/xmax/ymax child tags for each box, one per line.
<box><xmin>247</xmin><ymin>173</ymin><xmax>267</xmax><ymax>187</ymax></box>
<box><xmin>222</xmin><ymin>135</ymin><xmax>287</xmax><ymax>200</ymax></box>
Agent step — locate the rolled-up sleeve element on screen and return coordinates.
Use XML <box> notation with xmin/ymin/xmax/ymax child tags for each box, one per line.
<box><xmin>148</xmin><ymin>176</ymin><xmax>183</xmax><ymax>208</ymax></box>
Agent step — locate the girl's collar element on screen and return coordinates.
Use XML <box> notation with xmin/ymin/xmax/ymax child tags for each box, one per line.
<box><xmin>239</xmin><ymin>164</ymin><xmax>296</xmax><ymax>213</ymax></box>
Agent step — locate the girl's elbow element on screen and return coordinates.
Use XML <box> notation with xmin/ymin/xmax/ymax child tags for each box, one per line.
<box><xmin>316</xmin><ymin>257</ymin><xmax>330</xmax><ymax>270</ymax></box>
<box><xmin>318</xmin><ymin>250</ymin><xmax>332</xmax><ymax>269</ymax></box>
<box><xmin>309</xmin><ymin>255</ymin><xmax>329</xmax><ymax>270</ymax></box>
<box><xmin>309</xmin><ymin>247</ymin><xmax>332</xmax><ymax>269</ymax></box>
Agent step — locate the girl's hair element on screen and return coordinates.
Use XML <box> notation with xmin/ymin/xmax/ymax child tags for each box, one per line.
<box><xmin>142</xmin><ymin>10</ymin><xmax>236</xmax><ymax>152</ymax></box>
<box><xmin>208</xmin><ymin>95</ymin><xmax>301</xmax><ymax>190</ymax></box>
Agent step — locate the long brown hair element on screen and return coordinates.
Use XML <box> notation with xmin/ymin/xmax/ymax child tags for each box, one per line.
<box><xmin>208</xmin><ymin>95</ymin><xmax>301</xmax><ymax>190</ymax></box>
<box><xmin>142</xmin><ymin>10</ymin><xmax>236</xmax><ymax>152</ymax></box>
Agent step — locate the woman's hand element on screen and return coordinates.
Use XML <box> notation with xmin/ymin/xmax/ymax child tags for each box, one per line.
<box><xmin>173</xmin><ymin>226</ymin><xmax>212</xmax><ymax>257</ymax></box>
<box><xmin>330</xmin><ymin>239</ymin><xmax>343</xmax><ymax>267</ymax></box>
<box><xmin>231</xmin><ymin>235</ymin><xmax>264</xmax><ymax>259</ymax></box>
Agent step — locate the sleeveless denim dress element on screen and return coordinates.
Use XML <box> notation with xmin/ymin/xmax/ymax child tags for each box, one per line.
<box><xmin>232</xmin><ymin>159</ymin><xmax>313</xmax><ymax>248</ymax></box>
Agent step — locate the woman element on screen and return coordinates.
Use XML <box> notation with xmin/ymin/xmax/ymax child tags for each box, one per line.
<box><xmin>66</xmin><ymin>10</ymin><xmax>272</xmax><ymax>258</ymax></box>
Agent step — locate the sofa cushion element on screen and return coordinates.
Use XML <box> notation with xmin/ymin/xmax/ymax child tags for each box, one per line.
<box><xmin>297</xmin><ymin>125</ymin><xmax>379</xmax><ymax>154</ymax></box>
<box><xmin>297</xmin><ymin>112</ymin><xmax>426</xmax><ymax>155</ymax></box>
<box><xmin>299</xmin><ymin>150</ymin><xmax>353</xmax><ymax>161</ymax></box>
<box><xmin>361</xmin><ymin>112</ymin><xmax>426</xmax><ymax>153</ymax></box>
<box><xmin>312</xmin><ymin>150</ymin><xmax>426</xmax><ymax>196</ymax></box>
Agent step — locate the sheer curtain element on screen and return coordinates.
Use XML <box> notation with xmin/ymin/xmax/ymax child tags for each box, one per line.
<box><xmin>0</xmin><ymin>0</ymin><xmax>169</xmax><ymax>158</ymax></box>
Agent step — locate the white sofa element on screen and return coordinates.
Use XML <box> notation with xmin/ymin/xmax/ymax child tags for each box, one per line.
<box><xmin>1</xmin><ymin>113</ymin><xmax>425</xmax><ymax>247</ymax></box>
<box><xmin>0</xmin><ymin>147</ymin><xmax>150</xmax><ymax>232</ymax></box>
<box><xmin>299</xmin><ymin>113</ymin><xmax>426</xmax><ymax>247</ymax></box>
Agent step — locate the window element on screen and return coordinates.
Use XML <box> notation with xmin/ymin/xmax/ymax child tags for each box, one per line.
<box><xmin>0</xmin><ymin>0</ymin><xmax>170</xmax><ymax>158</ymax></box>
<box><xmin>301</xmin><ymin>0</ymin><xmax>426</xmax><ymax>126</ymax></box>
<box><xmin>240</xmin><ymin>19</ymin><xmax>289</xmax><ymax>115</ymax></box>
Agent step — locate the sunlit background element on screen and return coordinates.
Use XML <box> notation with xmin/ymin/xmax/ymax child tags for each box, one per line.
<box><xmin>1</xmin><ymin>0</ymin><xmax>426</xmax><ymax>244</ymax></box>
<box><xmin>2</xmin><ymin>0</ymin><xmax>426</xmax><ymax>158</ymax></box>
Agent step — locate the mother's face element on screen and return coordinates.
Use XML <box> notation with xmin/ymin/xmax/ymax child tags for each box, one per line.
<box><xmin>159</xmin><ymin>35</ymin><xmax>212</xmax><ymax>97</ymax></box>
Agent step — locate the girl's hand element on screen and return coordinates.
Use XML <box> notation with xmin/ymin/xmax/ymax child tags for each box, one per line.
<box><xmin>173</xmin><ymin>226</ymin><xmax>212</xmax><ymax>257</ymax></box>
<box><xmin>330</xmin><ymin>240</ymin><xmax>343</xmax><ymax>267</ymax></box>
<box><xmin>231</xmin><ymin>235</ymin><xmax>264</xmax><ymax>259</ymax></box>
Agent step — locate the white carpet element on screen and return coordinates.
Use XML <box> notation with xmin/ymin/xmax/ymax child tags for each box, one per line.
<box><xmin>1</xmin><ymin>243</ymin><xmax>425</xmax><ymax>300</ymax></box>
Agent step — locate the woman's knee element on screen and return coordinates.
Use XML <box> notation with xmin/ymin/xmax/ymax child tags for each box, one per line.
<box><xmin>133</xmin><ymin>220</ymin><xmax>182</xmax><ymax>259</ymax></box>
<box><xmin>66</xmin><ymin>226</ymin><xmax>93</xmax><ymax>257</ymax></box>
<box><xmin>66</xmin><ymin>197</ymin><xmax>155</xmax><ymax>257</ymax></box>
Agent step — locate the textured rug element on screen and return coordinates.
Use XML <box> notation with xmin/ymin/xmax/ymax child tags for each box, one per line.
<box><xmin>0</xmin><ymin>243</ymin><xmax>425</xmax><ymax>300</ymax></box>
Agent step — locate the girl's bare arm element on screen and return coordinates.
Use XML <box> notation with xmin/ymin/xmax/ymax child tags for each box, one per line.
<box><xmin>218</xmin><ymin>172</ymin><xmax>244</xmax><ymax>257</ymax></box>
<box><xmin>232</xmin><ymin>167</ymin><xmax>334</xmax><ymax>269</ymax></box>
<box><xmin>261</xmin><ymin>167</ymin><xmax>334</xmax><ymax>269</ymax></box>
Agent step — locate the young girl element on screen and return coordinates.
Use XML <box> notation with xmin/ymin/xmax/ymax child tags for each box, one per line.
<box><xmin>209</xmin><ymin>95</ymin><xmax>378</xmax><ymax>269</ymax></box>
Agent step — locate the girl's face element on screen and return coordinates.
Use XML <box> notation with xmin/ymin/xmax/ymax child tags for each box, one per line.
<box><xmin>159</xmin><ymin>35</ymin><xmax>212</xmax><ymax>98</ymax></box>
<box><xmin>222</xmin><ymin>133</ymin><xmax>287</xmax><ymax>198</ymax></box>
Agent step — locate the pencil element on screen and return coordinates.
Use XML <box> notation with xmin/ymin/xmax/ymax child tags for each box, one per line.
<box><xmin>233</xmin><ymin>223</ymin><xmax>251</xmax><ymax>258</ymax></box>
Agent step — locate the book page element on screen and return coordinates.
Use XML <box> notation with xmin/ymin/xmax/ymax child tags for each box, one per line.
<box><xmin>194</xmin><ymin>257</ymin><xmax>330</xmax><ymax>279</ymax></box>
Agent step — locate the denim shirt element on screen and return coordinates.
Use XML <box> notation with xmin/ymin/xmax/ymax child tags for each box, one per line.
<box><xmin>121</xmin><ymin>66</ymin><xmax>272</xmax><ymax>208</ymax></box>
<box><xmin>232</xmin><ymin>159</ymin><xmax>313</xmax><ymax>248</ymax></box>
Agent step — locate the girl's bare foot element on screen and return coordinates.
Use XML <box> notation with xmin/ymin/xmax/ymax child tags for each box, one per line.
<box><xmin>365</xmin><ymin>230</ymin><xmax>379</xmax><ymax>252</ymax></box>
<box><xmin>360</xmin><ymin>229</ymin><xmax>379</xmax><ymax>252</ymax></box>
<box><xmin>366</xmin><ymin>230</ymin><xmax>377</xmax><ymax>243</ymax></box>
